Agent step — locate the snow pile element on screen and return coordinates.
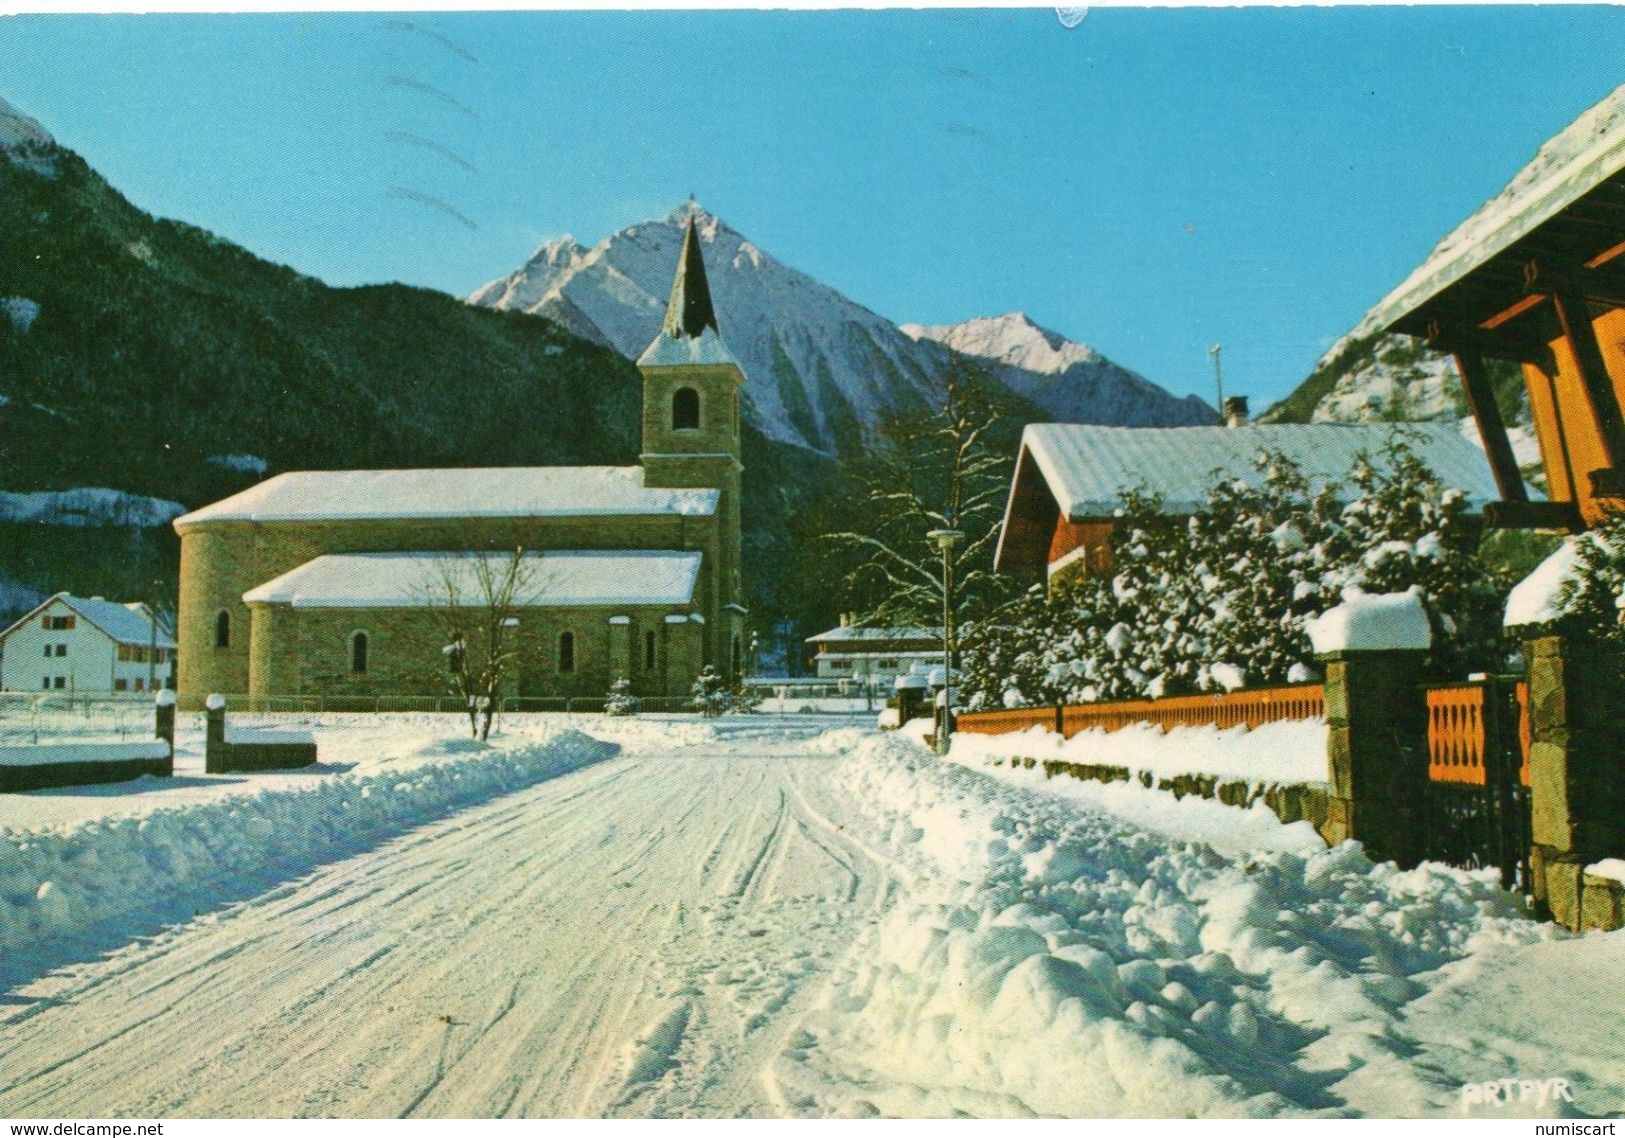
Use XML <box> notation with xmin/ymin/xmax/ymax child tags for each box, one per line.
<box><xmin>949</xmin><ymin>717</ymin><xmax>1329</xmax><ymax>789</ymax></box>
<box><xmin>0</xmin><ymin>487</ymin><xmax>187</xmax><ymax>528</ymax></box>
<box><xmin>0</xmin><ymin>729</ymin><xmax>618</xmax><ymax>988</ymax></box>
<box><xmin>1306</xmin><ymin>590</ymin><xmax>1432</xmax><ymax>654</ymax></box>
<box><xmin>778</xmin><ymin>731</ymin><xmax>1549</xmax><ymax>1117</ymax></box>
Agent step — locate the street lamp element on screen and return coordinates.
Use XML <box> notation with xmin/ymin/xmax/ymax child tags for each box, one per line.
<box><xmin>926</xmin><ymin>528</ymin><xmax>963</xmax><ymax>755</ymax></box>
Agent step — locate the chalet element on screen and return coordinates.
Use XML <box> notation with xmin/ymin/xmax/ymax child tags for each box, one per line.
<box><xmin>1369</xmin><ymin>82</ymin><xmax>1625</xmax><ymax>531</ymax></box>
<box><xmin>805</xmin><ymin>617</ymin><xmax>943</xmax><ymax>686</ymax></box>
<box><xmin>993</xmin><ymin>420</ymin><xmax>1503</xmax><ymax>585</ymax></box>
<box><xmin>0</xmin><ymin>592</ymin><xmax>175</xmax><ymax>693</ymax></box>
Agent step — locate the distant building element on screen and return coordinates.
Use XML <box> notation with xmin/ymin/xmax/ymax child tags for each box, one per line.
<box><xmin>171</xmin><ymin>213</ymin><xmax>748</xmax><ymax>699</ymax></box>
<box><xmin>0</xmin><ymin>593</ymin><xmax>175</xmax><ymax>693</ymax></box>
<box><xmin>805</xmin><ymin>616</ymin><xmax>943</xmax><ymax>686</ymax></box>
<box><xmin>1368</xmin><ymin>82</ymin><xmax>1625</xmax><ymax>531</ymax></box>
<box><xmin>993</xmin><ymin>421</ymin><xmax>1505</xmax><ymax>586</ymax></box>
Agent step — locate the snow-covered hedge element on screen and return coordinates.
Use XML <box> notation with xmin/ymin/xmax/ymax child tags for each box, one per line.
<box><xmin>961</xmin><ymin>439</ymin><xmax>1509</xmax><ymax>709</ymax></box>
<box><xmin>0</xmin><ymin>730</ymin><xmax>618</xmax><ymax>987</ymax></box>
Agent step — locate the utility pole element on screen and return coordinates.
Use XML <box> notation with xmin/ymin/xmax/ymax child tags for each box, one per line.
<box><xmin>1208</xmin><ymin>343</ymin><xmax>1225</xmax><ymax>426</ymax></box>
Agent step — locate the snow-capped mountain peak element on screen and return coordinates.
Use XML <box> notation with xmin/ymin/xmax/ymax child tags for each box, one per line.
<box><xmin>470</xmin><ymin>206</ymin><xmax>1213</xmax><ymax>452</ymax></box>
<box><xmin>0</xmin><ymin>96</ymin><xmax>58</xmax><ymax>176</ymax></box>
<box><xmin>903</xmin><ymin>311</ymin><xmax>1107</xmax><ymax>377</ymax></box>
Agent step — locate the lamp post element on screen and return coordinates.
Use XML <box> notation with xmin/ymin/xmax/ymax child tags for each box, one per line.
<box><xmin>1208</xmin><ymin>343</ymin><xmax>1225</xmax><ymax>426</ymax></box>
<box><xmin>926</xmin><ymin>528</ymin><xmax>963</xmax><ymax>755</ymax></box>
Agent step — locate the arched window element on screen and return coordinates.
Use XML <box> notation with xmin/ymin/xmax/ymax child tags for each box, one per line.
<box><xmin>644</xmin><ymin>630</ymin><xmax>657</xmax><ymax>671</ymax></box>
<box><xmin>558</xmin><ymin>630</ymin><xmax>576</xmax><ymax>673</ymax></box>
<box><xmin>671</xmin><ymin>387</ymin><xmax>700</xmax><ymax>430</ymax></box>
<box><xmin>351</xmin><ymin>631</ymin><xmax>369</xmax><ymax>674</ymax></box>
<box><xmin>215</xmin><ymin>610</ymin><xmax>231</xmax><ymax>649</ymax></box>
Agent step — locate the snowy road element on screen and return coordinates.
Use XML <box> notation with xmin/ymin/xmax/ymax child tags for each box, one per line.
<box><xmin>2</xmin><ymin>718</ymin><xmax>1619</xmax><ymax>1119</ymax></box>
<box><xmin>0</xmin><ymin>724</ymin><xmax>888</xmax><ymax>1118</ymax></box>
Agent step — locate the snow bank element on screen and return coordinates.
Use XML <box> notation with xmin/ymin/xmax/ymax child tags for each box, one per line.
<box><xmin>0</xmin><ymin>730</ymin><xmax>618</xmax><ymax>988</ymax></box>
<box><xmin>779</xmin><ymin>731</ymin><xmax>1548</xmax><ymax>1118</ymax></box>
<box><xmin>1585</xmin><ymin>858</ymin><xmax>1625</xmax><ymax>885</ymax></box>
<box><xmin>1306</xmin><ymin>590</ymin><xmax>1431</xmax><ymax>654</ymax></box>
<box><xmin>949</xmin><ymin>718</ymin><xmax>1328</xmax><ymax>788</ymax></box>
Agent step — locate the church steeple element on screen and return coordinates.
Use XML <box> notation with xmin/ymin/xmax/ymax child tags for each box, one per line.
<box><xmin>662</xmin><ymin>214</ymin><xmax>720</xmax><ymax>340</ymax></box>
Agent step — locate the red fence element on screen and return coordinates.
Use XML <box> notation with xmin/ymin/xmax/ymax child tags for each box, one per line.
<box><xmin>1425</xmin><ymin>680</ymin><xmax>1531</xmax><ymax>787</ymax></box>
<box><xmin>957</xmin><ymin>683</ymin><xmax>1325</xmax><ymax>740</ymax></box>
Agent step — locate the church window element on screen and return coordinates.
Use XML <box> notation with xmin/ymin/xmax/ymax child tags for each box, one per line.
<box><xmin>672</xmin><ymin>387</ymin><xmax>700</xmax><ymax>430</ymax></box>
<box><xmin>351</xmin><ymin>631</ymin><xmax>369</xmax><ymax>674</ymax></box>
<box><xmin>215</xmin><ymin>610</ymin><xmax>231</xmax><ymax>649</ymax></box>
<box><xmin>644</xmin><ymin>630</ymin><xmax>657</xmax><ymax>670</ymax></box>
<box><xmin>558</xmin><ymin>631</ymin><xmax>576</xmax><ymax>673</ymax></box>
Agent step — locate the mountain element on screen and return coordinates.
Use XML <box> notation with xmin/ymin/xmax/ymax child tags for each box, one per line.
<box><xmin>470</xmin><ymin>204</ymin><xmax>1212</xmax><ymax>453</ymax></box>
<box><xmin>902</xmin><ymin>312</ymin><xmax>1213</xmax><ymax>427</ymax></box>
<box><xmin>0</xmin><ymin>99</ymin><xmax>837</xmax><ymax>626</ymax></box>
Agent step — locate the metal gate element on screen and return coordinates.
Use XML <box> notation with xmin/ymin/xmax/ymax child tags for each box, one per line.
<box><xmin>1420</xmin><ymin>677</ymin><xmax>1532</xmax><ymax>890</ymax></box>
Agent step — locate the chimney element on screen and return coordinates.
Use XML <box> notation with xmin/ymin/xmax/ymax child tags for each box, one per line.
<box><xmin>1223</xmin><ymin>395</ymin><xmax>1249</xmax><ymax>428</ymax></box>
<box><xmin>839</xmin><ymin>612</ymin><xmax>850</xmax><ymax>628</ymax></box>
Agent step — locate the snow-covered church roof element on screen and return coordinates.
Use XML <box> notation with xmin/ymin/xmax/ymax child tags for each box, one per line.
<box><xmin>174</xmin><ymin>467</ymin><xmax>718</xmax><ymax>527</ymax></box>
<box><xmin>1013</xmin><ymin>422</ymin><xmax>1505</xmax><ymax>521</ymax></box>
<box><xmin>243</xmin><ymin>550</ymin><xmax>702</xmax><ymax>609</ymax></box>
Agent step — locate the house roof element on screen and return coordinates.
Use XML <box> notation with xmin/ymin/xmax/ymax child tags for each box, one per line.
<box><xmin>1369</xmin><ymin>82</ymin><xmax>1625</xmax><ymax>335</ymax></box>
<box><xmin>0</xmin><ymin>592</ymin><xmax>176</xmax><ymax>648</ymax></box>
<box><xmin>805</xmin><ymin>625</ymin><xmax>942</xmax><ymax>644</ymax></box>
<box><xmin>994</xmin><ymin>421</ymin><xmax>1509</xmax><ymax>576</ymax></box>
<box><xmin>174</xmin><ymin>467</ymin><xmax>718</xmax><ymax>527</ymax></box>
<box><xmin>242</xmin><ymin>550</ymin><xmax>702</xmax><ymax>609</ymax></box>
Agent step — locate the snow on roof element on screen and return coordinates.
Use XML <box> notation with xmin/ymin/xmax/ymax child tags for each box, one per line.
<box><xmin>175</xmin><ymin>467</ymin><xmax>718</xmax><ymax>526</ymax></box>
<box><xmin>1504</xmin><ymin>536</ymin><xmax>1587</xmax><ymax>629</ymax></box>
<box><xmin>806</xmin><ymin>625</ymin><xmax>942</xmax><ymax>644</ymax></box>
<box><xmin>1370</xmin><ymin>82</ymin><xmax>1625</xmax><ymax>331</ymax></box>
<box><xmin>1306</xmin><ymin>590</ymin><xmax>1433</xmax><ymax>655</ymax></box>
<box><xmin>636</xmin><ymin>325</ymin><xmax>741</xmax><ymax>369</ymax></box>
<box><xmin>1019</xmin><ymin>422</ymin><xmax>1506</xmax><ymax>520</ymax></box>
<box><xmin>243</xmin><ymin>551</ymin><xmax>702</xmax><ymax>609</ymax></box>
<box><xmin>25</xmin><ymin>593</ymin><xmax>177</xmax><ymax>649</ymax></box>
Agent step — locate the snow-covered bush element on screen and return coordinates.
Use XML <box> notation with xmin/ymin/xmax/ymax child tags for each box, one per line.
<box><xmin>605</xmin><ymin>675</ymin><xmax>639</xmax><ymax>716</ymax></box>
<box><xmin>1554</xmin><ymin>508</ymin><xmax>1625</xmax><ymax>648</ymax></box>
<box><xmin>691</xmin><ymin>666</ymin><xmax>728</xmax><ymax>718</ymax></box>
<box><xmin>961</xmin><ymin>438</ymin><xmax>1509</xmax><ymax>708</ymax></box>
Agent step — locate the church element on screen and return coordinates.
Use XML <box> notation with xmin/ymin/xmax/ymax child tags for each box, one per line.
<box><xmin>173</xmin><ymin>216</ymin><xmax>746</xmax><ymax>700</ymax></box>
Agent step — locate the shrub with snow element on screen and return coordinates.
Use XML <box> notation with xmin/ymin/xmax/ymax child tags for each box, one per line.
<box><xmin>961</xmin><ymin>438</ymin><xmax>1509</xmax><ymax>708</ymax></box>
<box><xmin>605</xmin><ymin>675</ymin><xmax>640</xmax><ymax>716</ymax></box>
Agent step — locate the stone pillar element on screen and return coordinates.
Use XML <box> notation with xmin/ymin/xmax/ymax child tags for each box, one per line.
<box><xmin>1522</xmin><ymin>633</ymin><xmax>1625</xmax><ymax>930</ymax></box>
<box><xmin>1309</xmin><ymin>592</ymin><xmax>1434</xmax><ymax>868</ymax></box>
<box><xmin>205</xmin><ymin>693</ymin><xmax>227</xmax><ymax>775</ymax></box>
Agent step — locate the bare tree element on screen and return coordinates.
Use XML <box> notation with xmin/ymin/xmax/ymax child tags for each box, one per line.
<box><xmin>822</xmin><ymin>362</ymin><xmax>1018</xmax><ymax>663</ymax></box>
<box><xmin>415</xmin><ymin>546</ymin><xmax>540</xmax><ymax>741</ymax></box>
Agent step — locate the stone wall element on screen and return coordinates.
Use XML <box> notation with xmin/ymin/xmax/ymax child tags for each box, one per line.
<box><xmin>245</xmin><ymin>603</ymin><xmax>706</xmax><ymax>699</ymax></box>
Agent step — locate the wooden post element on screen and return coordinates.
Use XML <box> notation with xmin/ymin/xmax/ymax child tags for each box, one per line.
<box><xmin>1452</xmin><ymin>349</ymin><xmax>1528</xmax><ymax>503</ymax></box>
<box><xmin>154</xmin><ymin>689</ymin><xmax>176</xmax><ymax>750</ymax></box>
<box><xmin>1551</xmin><ymin>291</ymin><xmax>1625</xmax><ymax>476</ymax></box>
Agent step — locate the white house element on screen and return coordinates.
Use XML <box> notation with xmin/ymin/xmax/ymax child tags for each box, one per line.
<box><xmin>805</xmin><ymin>617</ymin><xmax>943</xmax><ymax>688</ymax></box>
<box><xmin>0</xmin><ymin>593</ymin><xmax>176</xmax><ymax>694</ymax></box>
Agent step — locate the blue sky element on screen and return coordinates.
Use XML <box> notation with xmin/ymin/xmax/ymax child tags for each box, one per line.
<box><xmin>2</xmin><ymin>8</ymin><xmax>1621</xmax><ymax>410</ymax></box>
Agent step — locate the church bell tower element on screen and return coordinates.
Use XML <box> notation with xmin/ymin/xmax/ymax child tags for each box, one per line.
<box><xmin>638</xmin><ymin>208</ymin><xmax>746</xmax><ymax>676</ymax></box>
